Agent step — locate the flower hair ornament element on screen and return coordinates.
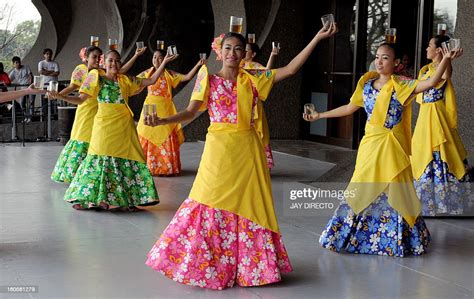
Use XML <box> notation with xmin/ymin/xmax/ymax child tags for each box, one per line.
<box><xmin>211</xmin><ymin>33</ymin><xmax>225</xmax><ymax>61</ymax></box>
<box><xmin>79</xmin><ymin>47</ymin><xmax>87</xmax><ymax>63</ymax></box>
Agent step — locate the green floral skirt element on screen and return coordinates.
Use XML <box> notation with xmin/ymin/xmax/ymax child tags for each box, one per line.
<box><xmin>51</xmin><ymin>140</ymin><xmax>89</xmax><ymax>183</ymax></box>
<box><xmin>64</xmin><ymin>154</ymin><xmax>159</xmax><ymax>208</ymax></box>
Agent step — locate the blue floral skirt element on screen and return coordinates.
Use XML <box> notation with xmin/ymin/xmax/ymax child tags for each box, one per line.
<box><xmin>414</xmin><ymin>151</ymin><xmax>472</xmax><ymax>216</ymax></box>
<box><xmin>319</xmin><ymin>194</ymin><xmax>430</xmax><ymax>257</ymax></box>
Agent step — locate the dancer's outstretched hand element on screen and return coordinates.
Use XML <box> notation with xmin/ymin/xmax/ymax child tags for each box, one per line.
<box><xmin>162</xmin><ymin>53</ymin><xmax>178</xmax><ymax>64</ymax></box>
<box><xmin>46</xmin><ymin>91</ymin><xmax>61</xmax><ymax>100</ymax></box>
<box><xmin>302</xmin><ymin>110</ymin><xmax>321</xmax><ymax>122</ymax></box>
<box><xmin>316</xmin><ymin>22</ymin><xmax>338</xmax><ymax>41</ymax></box>
<box><xmin>144</xmin><ymin>113</ymin><xmax>167</xmax><ymax>126</ymax></box>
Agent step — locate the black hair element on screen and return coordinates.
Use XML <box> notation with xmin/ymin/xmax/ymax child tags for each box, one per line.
<box><xmin>378</xmin><ymin>42</ymin><xmax>402</xmax><ymax>59</ymax></box>
<box><xmin>0</xmin><ymin>62</ymin><xmax>3</xmax><ymax>69</ymax></box>
<box><xmin>432</xmin><ymin>35</ymin><xmax>450</xmax><ymax>48</ymax></box>
<box><xmin>221</xmin><ymin>32</ymin><xmax>246</xmax><ymax>48</ymax></box>
<box><xmin>43</xmin><ymin>48</ymin><xmax>53</xmax><ymax>55</ymax></box>
<box><xmin>105</xmin><ymin>49</ymin><xmax>121</xmax><ymax>59</ymax></box>
<box><xmin>12</xmin><ymin>56</ymin><xmax>21</xmax><ymax>63</ymax></box>
<box><xmin>86</xmin><ymin>46</ymin><xmax>102</xmax><ymax>57</ymax></box>
<box><xmin>154</xmin><ymin>49</ymin><xmax>166</xmax><ymax>57</ymax></box>
<box><xmin>247</xmin><ymin>43</ymin><xmax>261</xmax><ymax>57</ymax></box>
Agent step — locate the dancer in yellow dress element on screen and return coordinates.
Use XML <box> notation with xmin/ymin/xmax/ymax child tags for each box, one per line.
<box><xmin>305</xmin><ymin>43</ymin><xmax>460</xmax><ymax>256</ymax></box>
<box><xmin>136</xmin><ymin>49</ymin><xmax>205</xmax><ymax>176</ymax></box>
<box><xmin>412</xmin><ymin>35</ymin><xmax>471</xmax><ymax>216</ymax></box>
<box><xmin>145</xmin><ymin>24</ymin><xmax>337</xmax><ymax>289</ymax></box>
<box><xmin>51</xmin><ymin>46</ymin><xmax>102</xmax><ymax>183</ymax></box>
<box><xmin>49</xmin><ymin>50</ymin><xmax>176</xmax><ymax>210</ymax></box>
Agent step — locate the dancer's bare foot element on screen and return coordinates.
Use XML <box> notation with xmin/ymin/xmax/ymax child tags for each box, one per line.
<box><xmin>72</xmin><ymin>204</ymin><xmax>86</xmax><ymax>210</ymax></box>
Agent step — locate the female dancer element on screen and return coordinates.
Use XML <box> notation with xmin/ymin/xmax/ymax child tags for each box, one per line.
<box><xmin>144</xmin><ymin>24</ymin><xmax>337</xmax><ymax>289</ymax></box>
<box><xmin>48</xmin><ymin>50</ymin><xmax>176</xmax><ymax>210</ymax></box>
<box><xmin>51</xmin><ymin>46</ymin><xmax>102</xmax><ymax>183</ymax></box>
<box><xmin>304</xmin><ymin>43</ymin><xmax>459</xmax><ymax>256</ymax></box>
<box><xmin>51</xmin><ymin>46</ymin><xmax>147</xmax><ymax>182</ymax></box>
<box><xmin>412</xmin><ymin>35</ymin><xmax>470</xmax><ymax>216</ymax></box>
<box><xmin>136</xmin><ymin>49</ymin><xmax>205</xmax><ymax>176</ymax></box>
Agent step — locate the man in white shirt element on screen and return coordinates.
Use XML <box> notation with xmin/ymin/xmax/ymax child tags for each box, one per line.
<box><xmin>38</xmin><ymin>48</ymin><xmax>60</xmax><ymax>83</ymax></box>
<box><xmin>10</xmin><ymin>56</ymin><xmax>34</xmax><ymax>121</ymax></box>
<box><xmin>38</xmin><ymin>48</ymin><xmax>60</xmax><ymax>119</ymax></box>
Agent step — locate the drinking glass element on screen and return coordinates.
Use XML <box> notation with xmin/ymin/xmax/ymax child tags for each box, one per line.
<box><xmin>229</xmin><ymin>16</ymin><xmax>243</xmax><ymax>33</ymax></box>
<box><xmin>321</xmin><ymin>14</ymin><xmax>335</xmax><ymax>29</ymax></box>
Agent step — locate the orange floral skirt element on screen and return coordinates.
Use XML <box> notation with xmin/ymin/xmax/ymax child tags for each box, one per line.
<box><xmin>139</xmin><ymin>129</ymin><xmax>181</xmax><ymax>176</ymax></box>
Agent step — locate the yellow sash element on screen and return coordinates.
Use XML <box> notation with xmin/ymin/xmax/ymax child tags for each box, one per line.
<box><xmin>88</xmin><ymin>103</ymin><xmax>145</xmax><ymax>162</ymax></box>
<box><xmin>411</xmin><ymin>63</ymin><xmax>467</xmax><ymax>180</ymax></box>
<box><xmin>188</xmin><ymin>65</ymin><xmax>280</xmax><ymax>232</ymax></box>
<box><xmin>70</xmin><ymin>97</ymin><xmax>98</xmax><ymax>142</ymax></box>
<box><xmin>69</xmin><ymin>65</ymin><xmax>98</xmax><ymax>142</ymax></box>
<box><xmin>240</xmin><ymin>62</ymin><xmax>271</xmax><ymax>147</ymax></box>
<box><xmin>347</xmin><ymin>72</ymin><xmax>420</xmax><ymax>227</ymax></box>
<box><xmin>136</xmin><ymin>69</ymin><xmax>184</xmax><ymax>147</ymax></box>
<box><xmin>82</xmin><ymin>72</ymin><xmax>145</xmax><ymax>162</ymax></box>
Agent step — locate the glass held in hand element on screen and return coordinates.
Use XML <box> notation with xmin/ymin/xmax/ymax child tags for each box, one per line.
<box><xmin>304</xmin><ymin>103</ymin><xmax>315</xmax><ymax>115</ymax></box>
<box><xmin>143</xmin><ymin>104</ymin><xmax>157</xmax><ymax>118</ymax></box>
<box><xmin>321</xmin><ymin>14</ymin><xmax>334</xmax><ymax>29</ymax></box>
<box><xmin>33</xmin><ymin>75</ymin><xmax>45</xmax><ymax>89</ymax></box>
<box><xmin>48</xmin><ymin>81</ymin><xmax>59</xmax><ymax>92</ymax></box>
<box><xmin>167</xmin><ymin>45</ymin><xmax>178</xmax><ymax>55</ymax></box>
<box><xmin>136</xmin><ymin>41</ymin><xmax>145</xmax><ymax>49</ymax></box>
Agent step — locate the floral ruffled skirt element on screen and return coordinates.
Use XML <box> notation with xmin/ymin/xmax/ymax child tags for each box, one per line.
<box><xmin>146</xmin><ymin>198</ymin><xmax>292</xmax><ymax>290</ymax></box>
<box><xmin>320</xmin><ymin>193</ymin><xmax>430</xmax><ymax>257</ymax></box>
<box><xmin>51</xmin><ymin>139</ymin><xmax>89</xmax><ymax>183</ymax></box>
<box><xmin>64</xmin><ymin>154</ymin><xmax>159</xmax><ymax>208</ymax></box>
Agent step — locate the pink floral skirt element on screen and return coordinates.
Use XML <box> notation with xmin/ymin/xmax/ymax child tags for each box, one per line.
<box><xmin>145</xmin><ymin>198</ymin><xmax>292</xmax><ymax>290</ymax></box>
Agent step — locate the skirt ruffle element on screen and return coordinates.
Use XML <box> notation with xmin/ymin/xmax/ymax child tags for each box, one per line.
<box><xmin>146</xmin><ymin>198</ymin><xmax>292</xmax><ymax>290</ymax></box>
<box><xmin>319</xmin><ymin>193</ymin><xmax>431</xmax><ymax>257</ymax></box>
<box><xmin>64</xmin><ymin>154</ymin><xmax>159</xmax><ymax>208</ymax></box>
<box><xmin>51</xmin><ymin>139</ymin><xmax>89</xmax><ymax>183</ymax></box>
<box><xmin>414</xmin><ymin>151</ymin><xmax>472</xmax><ymax>216</ymax></box>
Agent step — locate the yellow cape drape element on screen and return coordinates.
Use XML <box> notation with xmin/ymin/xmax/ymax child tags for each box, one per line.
<box><xmin>70</xmin><ymin>65</ymin><xmax>99</xmax><ymax>142</ymax></box>
<box><xmin>79</xmin><ymin>71</ymin><xmax>145</xmax><ymax>162</ymax></box>
<box><xmin>346</xmin><ymin>72</ymin><xmax>421</xmax><ymax>227</ymax></box>
<box><xmin>411</xmin><ymin>63</ymin><xmax>467</xmax><ymax>180</ymax></box>
<box><xmin>187</xmin><ymin>65</ymin><xmax>280</xmax><ymax>232</ymax></box>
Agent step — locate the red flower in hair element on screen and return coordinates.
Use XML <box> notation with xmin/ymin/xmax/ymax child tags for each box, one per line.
<box><xmin>79</xmin><ymin>47</ymin><xmax>87</xmax><ymax>63</ymax></box>
<box><xmin>211</xmin><ymin>33</ymin><xmax>225</xmax><ymax>61</ymax></box>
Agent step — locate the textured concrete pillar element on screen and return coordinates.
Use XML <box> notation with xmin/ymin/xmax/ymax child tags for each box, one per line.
<box><xmin>452</xmin><ymin>0</ymin><xmax>474</xmax><ymax>160</ymax></box>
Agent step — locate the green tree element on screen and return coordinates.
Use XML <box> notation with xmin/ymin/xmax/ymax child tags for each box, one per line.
<box><xmin>0</xmin><ymin>3</ymin><xmax>40</xmax><ymax>70</ymax></box>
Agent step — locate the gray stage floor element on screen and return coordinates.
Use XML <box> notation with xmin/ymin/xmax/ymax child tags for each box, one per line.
<box><xmin>1</xmin><ymin>142</ymin><xmax>473</xmax><ymax>299</ymax></box>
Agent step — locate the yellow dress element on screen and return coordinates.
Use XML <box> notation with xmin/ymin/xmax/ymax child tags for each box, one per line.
<box><xmin>241</xmin><ymin>60</ymin><xmax>274</xmax><ymax>168</ymax></box>
<box><xmin>189</xmin><ymin>65</ymin><xmax>280</xmax><ymax>232</ymax></box>
<box><xmin>51</xmin><ymin>64</ymin><xmax>99</xmax><ymax>183</ymax></box>
<box><xmin>136</xmin><ymin>68</ymin><xmax>185</xmax><ymax>175</ymax></box>
<box><xmin>63</xmin><ymin>70</ymin><xmax>159</xmax><ymax>208</ymax></box>
<box><xmin>412</xmin><ymin>63</ymin><xmax>470</xmax><ymax>215</ymax></box>
<box><xmin>319</xmin><ymin>72</ymin><xmax>431</xmax><ymax>257</ymax></box>
<box><xmin>346</xmin><ymin>72</ymin><xmax>421</xmax><ymax>227</ymax></box>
